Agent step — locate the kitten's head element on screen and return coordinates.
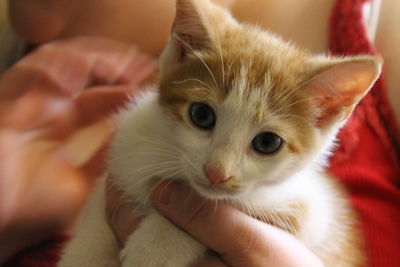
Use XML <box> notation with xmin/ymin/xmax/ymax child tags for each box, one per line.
<box><xmin>158</xmin><ymin>0</ymin><xmax>381</xmax><ymax>199</ymax></box>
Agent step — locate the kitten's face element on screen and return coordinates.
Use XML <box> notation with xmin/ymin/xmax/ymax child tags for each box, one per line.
<box><xmin>156</xmin><ymin>0</ymin><xmax>380</xmax><ymax>199</ymax></box>
<box><xmin>159</xmin><ymin>46</ymin><xmax>318</xmax><ymax>199</ymax></box>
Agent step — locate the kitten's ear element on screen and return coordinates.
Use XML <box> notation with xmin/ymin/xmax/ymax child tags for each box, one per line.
<box><xmin>161</xmin><ymin>0</ymin><xmax>211</xmax><ymax>66</ymax></box>
<box><xmin>173</xmin><ymin>0</ymin><xmax>211</xmax><ymax>55</ymax></box>
<box><xmin>308</xmin><ymin>57</ymin><xmax>382</xmax><ymax>128</ymax></box>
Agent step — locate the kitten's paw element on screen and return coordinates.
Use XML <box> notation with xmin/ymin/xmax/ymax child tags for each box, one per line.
<box><xmin>58</xmin><ymin>255</ymin><xmax>119</xmax><ymax>267</ymax></box>
<box><xmin>120</xmin><ymin>211</ymin><xmax>207</xmax><ymax>267</ymax></box>
<box><xmin>120</xmin><ymin>247</ymin><xmax>167</xmax><ymax>267</ymax></box>
<box><xmin>121</xmin><ymin>256</ymin><xmax>183</xmax><ymax>267</ymax></box>
<box><xmin>120</xmin><ymin>245</ymin><xmax>202</xmax><ymax>267</ymax></box>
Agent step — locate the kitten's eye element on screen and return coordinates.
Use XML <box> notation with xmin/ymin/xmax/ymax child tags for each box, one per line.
<box><xmin>252</xmin><ymin>132</ymin><xmax>282</xmax><ymax>155</ymax></box>
<box><xmin>189</xmin><ymin>102</ymin><xmax>216</xmax><ymax>130</ymax></box>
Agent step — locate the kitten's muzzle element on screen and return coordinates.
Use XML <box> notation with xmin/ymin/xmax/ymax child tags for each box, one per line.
<box><xmin>203</xmin><ymin>164</ymin><xmax>232</xmax><ymax>184</ymax></box>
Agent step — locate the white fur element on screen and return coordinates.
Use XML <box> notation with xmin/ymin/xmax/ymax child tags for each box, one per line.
<box><xmin>58</xmin><ymin>87</ymin><xmax>353</xmax><ymax>266</ymax></box>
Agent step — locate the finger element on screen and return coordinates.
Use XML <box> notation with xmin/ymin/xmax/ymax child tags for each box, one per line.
<box><xmin>57</xmin><ymin>119</ymin><xmax>115</xmax><ymax>168</ymax></box>
<box><xmin>74</xmin><ymin>85</ymin><xmax>137</xmax><ymax>126</ymax></box>
<box><xmin>1</xmin><ymin>84</ymin><xmax>134</xmax><ymax>133</ymax></box>
<box><xmin>111</xmin><ymin>50</ymin><xmax>158</xmax><ymax>86</ymax></box>
<box><xmin>151</xmin><ymin>181</ymin><xmax>324</xmax><ymax>267</ymax></box>
<box><xmin>26</xmin><ymin>37</ymin><xmax>155</xmax><ymax>91</ymax></box>
<box><xmin>0</xmin><ymin>48</ymin><xmax>91</xmax><ymax>99</ymax></box>
<box><xmin>0</xmin><ymin>89</ymin><xmax>77</xmax><ymax>132</ymax></box>
<box><xmin>0</xmin><ymin>36</ymin><xmax>156</xmax><ymax>100</ymax></box>
<box><xmin>70</xmin><ymin>36</ymin><xmax>157</xmax><ymax>86</ymax></box>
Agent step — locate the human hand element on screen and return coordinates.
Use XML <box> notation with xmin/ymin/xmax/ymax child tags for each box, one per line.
<box><xmin>0</xmin><ymin>36</ymin><xmax>156</xmax><ymax>263</ymax></box>
<box><xmin>151</xmin><ymin>181</ymin><xmax>324</xmax><ymax>266</ymax></box>
<box><xmin>108</xmin><ymin>180</ymin><xmax>324</xmax><ymax>266</ymax></box>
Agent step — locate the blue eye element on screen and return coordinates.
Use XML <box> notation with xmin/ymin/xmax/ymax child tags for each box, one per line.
<box><xmin>189</xmin><ymin>102</ymin><xmax>216</xmax><ymax>130</ymax></box>
<box><xmin>252</xmin><ymin>132</ymin><xmax>282</xmax><ymax>155</ymax></box>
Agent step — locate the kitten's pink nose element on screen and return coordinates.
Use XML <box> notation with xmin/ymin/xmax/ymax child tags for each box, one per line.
<box><xmin>203</xmin><ymin>164</ymin><xmax>231</xmax><ymax>184</ymax></box>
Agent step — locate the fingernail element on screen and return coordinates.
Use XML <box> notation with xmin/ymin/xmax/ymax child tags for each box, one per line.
<box><xmin>151</xmin><ymin>181</ymin><xmax>180</xmax><ymax>205</ymax></box>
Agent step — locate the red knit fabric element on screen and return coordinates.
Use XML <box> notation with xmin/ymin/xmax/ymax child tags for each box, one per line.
<box><xmin>329</xmin><ymin>0</ymin><xmax>400</xmax><ymax>267</ymax></box>
<box><xmin>5</xmin><ymin>1</ymin><xmax>400</xmax><ymax>266</ymax></box>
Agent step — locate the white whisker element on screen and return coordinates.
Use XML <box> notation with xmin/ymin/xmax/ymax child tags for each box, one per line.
<box><xmin>172</xmin><ymin>33</ymin><xmax>219</xmax><ymax>89</ymax></box>
<box><xmin>172</xmin><ymin>78</ymin><xmax>214</xmax><ymax>92</ymax></box>
<box><xmin>215</xmin><ymin>30</ymin><xmax>225</xmax><ymax>89</ymax></box>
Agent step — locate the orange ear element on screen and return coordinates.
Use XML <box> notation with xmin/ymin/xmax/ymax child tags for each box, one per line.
<box><xmin>172</xmin><ymin>0</ymin><xmax>211</xmax><ymax>60</ymax></box>
<box><xmin>308</xmin><ymin>57</ymin><xmax>382</xmax><ymax>128</ymax></box>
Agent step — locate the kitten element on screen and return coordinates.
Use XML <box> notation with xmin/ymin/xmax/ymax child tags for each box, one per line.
<box><xmin>58</xmin><ymin>0</ymin><xmax>381</xmax><ymax>266</ymax></box>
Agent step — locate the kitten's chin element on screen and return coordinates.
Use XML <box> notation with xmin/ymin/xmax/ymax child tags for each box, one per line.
<box><xmin>190</xmin><ymin>181</ymin><xmax>244</xmax><ymax>200</ymax></box>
